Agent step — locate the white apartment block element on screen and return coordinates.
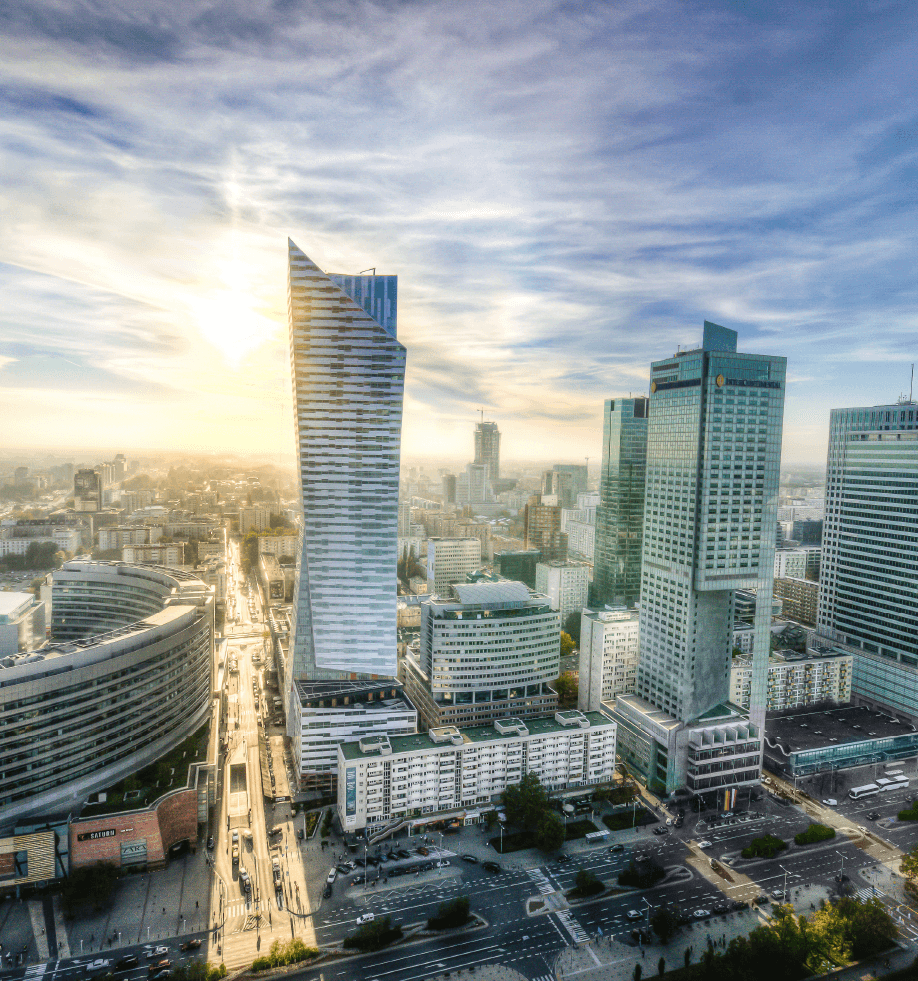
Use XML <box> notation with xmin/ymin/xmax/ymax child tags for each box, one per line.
<box><xmin>122</xmin><ymin>543</ymin><xmax>184</xmax><ymax>567</ymax></box>
<box><xmin>337</xmin><ymin>710</ymin><xmax>617</xmax><ymax>832</ymax></box>
<box><xmin>535</xmin><ymin>561</ymin><xmax>590</xmax><ymax>625</ymax></box>
<box><xmin>258</xmin><ymin>535</ymin><xmax>298</xmax><ymax>558</ymax></box>
<box><xmin>98</xmin><ymin>525</ymin><xmax>163</xmax><ymax>550</ymax></box>
<box><xmin>426</xmin><ymin>538</ymin><xmax>482</xmax><ymax>596</ymax></box>
<box><xmin>730</xmin><ymin>649</ymin><xmax>852</xmax><ymax>712</ymax></box>
<box><xmin>774</xmin><ymin>548</ymin><xmax>808</xmax><ymax>579</ymax></box>
<box><xmin>240</xmin><ymin>507</ymin><xmax>272</xmax><ymax>535</ymax></box>
<box><xmin>579</xmin><ymin>608</ymin><xmax>640</xmax><ymax>711</ymax></box>
<box><xmin>566</xmin><ymin>520</ymin><xmax>596</xmax><ymax>562</ymax></box>
<box><xmin>0</xmin><ymin>526</ymin><xmax>81</xmax><ymax>556</ymax></box>
<box><xmin>733</xmin><ymin>623</ymin><xmax>755</xmax><ymax>654</ymax></box>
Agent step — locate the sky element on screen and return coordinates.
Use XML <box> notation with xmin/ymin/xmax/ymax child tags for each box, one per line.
<box><xmin>2</xmin><ymin>0</ymin><xmax>918</xmax><ymax>467</ymax></box>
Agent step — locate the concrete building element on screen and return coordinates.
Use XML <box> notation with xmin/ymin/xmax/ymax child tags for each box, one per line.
<box><xmin>730</xmin><ymin>648</ymin><xmax>852</xmax><ymax>712</ymax></box>
<box><xmin>493</xmin><ymin>549</ymin><xmax>541</xmax><ymax>589</ymax></box>
<box><xmin>401</xmin><ymin>581</ymin><xmax>560</xmax><ymax>730</ymax></box>
<box><xmin>122</xmin><ymin>542</ymin><xmax>184</xmax><ymax>567</ymax></box>
<box><xmin>614</xmin><ymin>322</ymin><xmax>785</xmax><ymax>798</ymax></box>
<box><xmin>774</xmin><ymin>548</ymin><xmax>808</xmax><ymax>580</ymax></box>
<box><xmin>578</xmin><ymin>607</ymin><xmax>640</xmax><ymax>712</ymax></box>
<box><xmin>0</xmin><ymin>592</ymin><xmax>45</xmax><ymax>656</ymax></box>
<box><xmin>815</xmin><ymin>402</ymin><xmax>918</xmax><ymax>723</ymax></box>
<box><xmin>441</xmin><ymin>474</ymin><xmax>457</xmax><ymax>504</ymax></box>
<box><xmin>0</xmin><ymin>561</ymin><xmax>213</xmax><ymax>825</ymax></box>
<box><xmin>337</xmin><ymin>710</ymin><xmax>617</xmax><ymax>833</ymax></box>
<box><xmin>535</xmin><ymin>560</ymin><xmax>590</xmax><ymax>626</ymax></box>
<box><xmin>74</xmin><ymin>469</ymin><xmax>101</xmax><ymax>512</ymax></box>
<box><xmin>474</xmin><ymin>420</ymin><xmax>501</xmax><ymax>485</ymax></box>
<box><xmin>456</xmin><ymin>463</ymin><xmax>493</xmax><ymax>507</ymax></box>
<box><xmin>426</xmin><ymin>537</ymin><xmax>482</xmax><ymax>596</ymax></box>
<box><xmin>258</xmin><ymin>534</ymin><xmax>297</xmax><ymax>558</ymax></box>
<box><xmin>290</xmin><ymin>681</ymin><xmax>416</xmax><ymax>792</ymax></box>
<box><xmin>774</xmin><ymin>576</ymin><xmax>819</xmax><ymax>626</ymax></box>
<box><xmin>524</xmin><ymin>498</ymin><xmax>568</xmax><ymax>563</ymax></box>
<box><xmin>591</xmin><ymin>398</ymin><xmax>648</xmax><ymax>609</ymax></box>
<box><xmin>240</xmin><ymin>506</ymin><xmax>272</xmax><ymax>535</ymax></box>
<box><xmin>565</xmin><ymin>519</ymin><xmax>596</xmax><ymax>562</ymax></box>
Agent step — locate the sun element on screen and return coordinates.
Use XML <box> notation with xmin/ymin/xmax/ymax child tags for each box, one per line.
<box><xmin>192</xmin><ymin>291</ymin><xmax>276</xmax><ymax>364</ymax></box>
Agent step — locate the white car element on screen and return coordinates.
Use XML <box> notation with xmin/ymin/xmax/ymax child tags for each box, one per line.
<box><xmin>436</xmin><ymin>860</ymin><xmax>451</xmax><ymax>867</ymax></box>
<box><xmin>627</xmin><ymin>910</ymin><xmax>642</xmax><ymax>920</ymax></box>
<box><xmin>696</xmin><ymin>840</ymin><xmax>713</xmax><ymax>849</ymax></box>
<box><xmin>822</xmin><ymin>798</ymin><xmax>838</xmax><ymax>806</ymax></box>
<box><xmin>146</xmin><ymin>947</ymin><xmax>169</xmax><ymax>959</ymax></box>
<box><xmin>693</xmin><ymin>909</ymin><xmax>710</xmax><ymax>918</ymax></box>
<box><xmin>357</xmin><ymin>913</ymin><xmax>376</xmax><ymax>925</ymax></box>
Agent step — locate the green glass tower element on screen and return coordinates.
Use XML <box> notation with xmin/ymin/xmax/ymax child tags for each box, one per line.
<box><xmin>591</xmin><ymin>398</ymin><xmax>648</xmax><ymax>609</ymax></box>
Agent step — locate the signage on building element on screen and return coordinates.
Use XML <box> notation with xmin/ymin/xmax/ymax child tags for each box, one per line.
<box><xmin>77</xmin><ymin>829</ymin><xmax>116</xmax><ymax>842</ymax></box>
<box><xmin>345</xmin><ymin>767</ymin><xmax>356</xmax><ymax>816</ymax></box>
<box><xmin>121</xmin><ymin>839</ymin><xmax>147</xmax><ymax>865</ymax></box>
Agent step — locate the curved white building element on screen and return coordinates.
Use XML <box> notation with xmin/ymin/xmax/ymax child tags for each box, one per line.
<box><xmin>0</xmin><ymin>561</ymin><xmax>214</xmax><ymax>825</ymax></box>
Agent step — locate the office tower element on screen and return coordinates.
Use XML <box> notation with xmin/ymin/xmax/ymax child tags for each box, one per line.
<box><xmin>791</xmin><ymin>518</ymin><xmax>822</xmax><ymax>545</ymax></box>
<box><xmin>74</xmin><ymin>469</ymin><xmax>102</xmax><ymax>512</ymax></box>
<box><xmin>456</xmin><ymin>463</ymin><xmax>493</xmax><ymax>506</ymax></box>
<box><xmin>400</xmin><ymin>581</ymin><xmax>560</xmax><ymax>729</ymax></box>
<box><xmin>441</xmin><ymin>474</ymin><xmax>456</xmax><ymax>504</ymax></box>
<box><xmin>398</xmin><ymin>499</ymin><xmax>411</xmax><ymax>536</ymax></box>
<box><xmin>286</xmin><ymin>240</ymin><xmax>416</xmax><ymax>791</ymax></box>
<box><xmin>815</xmin><ymin>402</ymin><xmax>918</xmax><ymax>723</ymax></box>
<box><xmin>426</xmin><ymin>537</ymin><xmax>482</xmax><ymax>595</ymax></box>
<box><xmin>474</xmin><ymin>420</ymin><xmax>501</xmax><ymax>483</ymax></box>
<box><xmin>535</xmin><ymin>560</ymin><xmax>590</xmax><ymax>625</ymax></box>
<box><xmin>287</xmin><ymin>240</ymin><xmax>405</xmax><ymax>680</ymax></box>
<box><xmin>579</xmin><ymin>608</ymin><xmax>641</xmax><ymax>711</ymax></box>
<box><xmin>591</xmin><ymin>398</ymin><xmax>649</xmax><ymax>609</ymax></box>
<box><xmin>614</xmin><ymin>322</ymin><xmax>785</xmax><ymax>797</ymax></box>
<box><xmin>493</xmin><ymin>549</ymin><xmax>541</xmax><ymax>589</ymax></box>
<box><xmin>524</xmin><ymin>498</ymin><xmax>568</xmax><ymax>562</ymax></box>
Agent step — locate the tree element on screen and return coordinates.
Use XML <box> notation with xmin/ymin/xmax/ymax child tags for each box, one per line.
<box><xmin>553</xmin><ymin>673</ymin><xmax>579</xmax><ymax>708</ymax></box>
<box><xmin>573</xmin><ymin>868</ymin><xmax>603</xmax><ymax>897</ymax></box>
<box><xmin>240</xmin><ymin>531</ymin><xmax>259</xmax><ymax>574</ymax></box>
<box><xmin>535</xmin><ymin>812</ymin><xmax>566</xmax><ymax>853</ymax></box>
<box><xmin>428</xmin><ymin>896</ymin><xmax>471</xmax><ymax>929</ymax></box>
<box><xmin>650</xmin><ymin>905</ymin><xmax>680</xmax><ymax>943</ymax></box>
<box><xmin>901</xmin><ymin>844</ymin><xmax>918</xmax><ymax>879</ymax></box>
<box><xmin>560</xmin><ymin>631</ymin><xmax>576</xmax><ymax>657</ymax></box>
<box><xmin>501</xmin><ymin>771</ymin><xmax>550</xmax><ymax>828</ymax></box>
<box><xmin>563</xmin><ymin>610</ymin><xmax>582</xmax><ymax>644</ymax></box>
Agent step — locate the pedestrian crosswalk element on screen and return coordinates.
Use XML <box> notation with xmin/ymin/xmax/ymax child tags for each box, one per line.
<box><xmin>24</xmin><ymin>965</ymin><xmax>47</xmax><ymax>979</ymax></box>
<box><xmin>527</xmin><ymin>867</ymin><xmax>556</xmax><ymax>896</ymax></box>
<box><xmin>225</xmin><ymin>900</ymin><xmax>251</xmax><ymax>918</ymax></box>
<box><xmin>530</xmin><ymin>975</ymin><xmax>553</xmax><ymax>981</ymax></box>
<box><xmin>555</xmin><ymin>909</ymin><xmax>590</xmax><ymax>944</ymax></box>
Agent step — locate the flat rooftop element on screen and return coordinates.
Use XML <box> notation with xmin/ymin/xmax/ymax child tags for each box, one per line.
<box><xmin>765</xmin><ymin>705</ymin><xmax>917</xmax><ymax>755</ymax></box>
<box><xmin>0</xmin><ymin>591</ymin><xmax>34</xmax><ymax>620</ymax></box>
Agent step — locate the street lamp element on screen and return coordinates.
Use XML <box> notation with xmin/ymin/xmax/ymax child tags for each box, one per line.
<box><xmin>778</xmin><ymin>864</ymin><xmax>790</xmax><ymax>903</ymax></box>
<box><xmin>836</xmin><ymin>849</ymin><xmax>847</xmax><ymax>885</ymax></box>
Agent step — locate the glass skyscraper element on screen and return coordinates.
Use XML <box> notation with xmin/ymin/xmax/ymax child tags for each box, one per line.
<box><xmin>816</xmin><ymin>403</ymin><xmax>918</xmax><ymax>723</ymax></box>
<box><xmin>591</xmin><ymin>397</ymin><xmax>648</xmax><ymax>609</ymax></box>
<box><xmin>614</xmin><ymin>322</ymin><xmax>785</xmax><ymax>796</ymax></box>
<box><xmin>287</xmin><ymin>240</ymin><xmax>405</xmax><ymax>680</ymax></box>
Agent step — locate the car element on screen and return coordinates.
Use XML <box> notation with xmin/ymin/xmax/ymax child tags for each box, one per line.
<box><xmin>207</xmin><ymin>836</ymin><xmax>215</xmax><ymax>850</ymax></box>
<box><xmin>822</xmin><ymin>798</ymin><xmax>838</xmax><ymax>806</ymax></box>
<box><xmin>146</xmin><ymin>948</ymin><xmax>169</xmax><ymax>960</ymax></box>
<box><xmin>116</xmin><ymin>957</ymin><xmax>139</xmax><ymax>970</ymax></box>
<box><xmin>675</xmin><ymin>816</ymin><xmax>684</xmax><ymax>828</ymax></box>
<box><xmin>337</xmin><ymin>864</ymin><xmax>352</xmax><ymax>874</ymax></box>
<box><xmin>634</xmin><ymin>851</ymin><xmax>650</xmax><ymax>862</ymax></box>
<box><xmin>556</xmin><ymin>854</ymin><xmax>572</xmax><ymax>863</ymax></box>
<box><xmin>355</xmin><ymin>858</ymin><xmax>367</xmax><ymax>868</ymax></box>
<box><xmin>147</xmin><ymin>960</ymin><xmax>170</xmax><ymax>975</ymax></box>
<box><xmin>87</xmin><ymin>960</ymin><xmax>112</xmax><ymax>975</ymax></box>
<box><xmin>151</xmin><ymin>972</ymin><xmax>171</xmax><ymax>981</ymax></box>
<box><xmin>693</xmin><ymin>909</ymin><xmax>710</xmax><ymax>918</ymax></box>
<box><xmin>712</xmin><ymin>902</ymin><xmax>729</xmax><ymax>914</ymax></box>
<box><xmin>867</xmin><ymin>811</ymin><xmax>881</xmax><ymax>821</ymax></box>
<box><xmin>609</xmin><ymin>843</ymin><xmax>625</xmax><ymax>853</ymax></box>
<box><xmin>665</xmin><ymin>817</ymin><xmax>672</xmax><ymax>825</ymax></box>
<box><xmin>460</xmin><ymin>854</ymin><xmax>479</xmax><ymax>863</ymax></box>
<box><xmin>231</xmin><ymin>830</ymin><xmax>239</xmax><ymax>844</ymax></box>
<box><xmin>627</xmin><ymin>910</ymin><xmax>642</xmax><ymax>920</ymax></box>
<box><xmin>653</xmin><ymin>826</ymin><xmax>668</xmax><ymax>836</ymax></box>
<box><xmin>386</xmin><ymin>851</ymin><xmax>398</xmax><ymax>861</ymax></box>
<box><xmin>436</xmin><ymin>860</ymin><xmax>451</xmax><ymax>867</ymax></box>
<box><xmin>357</xmin><ymin>913</ymin><xmax>376</xmax><ymax>925</ymax></box>
<box><xmin>323</xmin><ymin>884</ymin><xmax>333</xmax><ymax>899</ymax></box>
<box><xmin>367</xmin><ymin>856</ymin><xmax>381</xmax><ymax>867</ymax></box>
<box><xmin>179</xmin><ymin>940</ymin><xmax>202</xmax><ymax>952</ymax></box>
<box><xmin>326</xmin><ymin>867</ymin><xmax>338</xmax><ymax>884</ymax></box>
<box><xmin>482</xmin><ymin>861</ymin><xmax>502</xmax><ymax>873</ymax></box>
<box><xmin>416</xmin><ymin>846</ymin><xmax>430</xmax><ymax>856</ymax></box>
<box><xmin>397</xmin><ymin>849</ymin><xmax>411</xmax><ymax>859</ymax></box>
<box><xmin>772</xmin><ymin>889</ymin><xmax>787</xmax><ymax>900</ymax></box>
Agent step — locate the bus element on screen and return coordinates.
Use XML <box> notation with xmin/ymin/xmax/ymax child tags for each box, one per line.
<box><xmin>884</xmin><ymin>774</ymin><xmax>909</xmax><ymax>792</ymax></box>
<box><xmin>849</xmin><ymin>783</ymin><xmax>880</xmax><ymax>800</ymax></box>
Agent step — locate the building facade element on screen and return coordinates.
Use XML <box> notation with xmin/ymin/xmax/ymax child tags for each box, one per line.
<box><xmin>337</xmin><ymin>710</ymin><xmax>617</xmax><ymax>833</ymax></box>
<box><xmin>401</xmin><ymin>581</ymin><xmax>560</xmax><ymax>729</ymax></box>
<box><xmin>578</xmin><ymin>607</ymin><xmax>640</xmax><ymax>711</ymax></box>
<box><xmin>287</xmin><ymin>240</ymin><xmax>405</xmax><ymax>681</ymax></box>
<box><xmin>591</xmin><ymin>398</ymin><xmax>649</xmax><ymax>609</ymax></box>
<box><xmin>524</xmin><ymin>499</ymin><xmax>568</xmax><ymax>563</ymax></box>
<box><xmin>774</xmin><ymin>548</ymin><xmax>808</xmax><ymax>580</ymax></box>
<box><xmin>74</xmin><ymin>469</ymin><xmax>102</xmax><ymax>512</ymax></box>
<box><xmin>474</xmin><ymin>420</ymin><xmax>501</xmax><ymax>484</ymax></box>
<box><xmin>730</xmin><ymin>648</ymin><xmax>852</xmax><ymax>712</ymax></box>
<box><xmin>815</xmin><ymin>403</ymin><xmax>918</xmax><ymax>723</ymax></box>
<box><xmin>774</xmin><ymin>576</ymin><xmax>819</xmax><ymax>626</ymax></box>
<box><xmin>535</xmin><ymin>560</ymin><xmax>590</xmax><ymax>626</ymax></box>
<box><xmin>493</xmin><ymin>549</ymin><xmax>541</xmax><ymax>589</ymax></box>
<box><xmin>614</xmin><ymin>322</ymin><xmax>785</xmax><ymax>797</ymax></box>
<box><xmin>426</xmin><ymin>538</ymin><xmax>482</xmax><ymax>596</ymax></box>
<box><xmin>0</xmin><ymin>592</ymin><xmax>45</xmax><ymax>657</ymax></box>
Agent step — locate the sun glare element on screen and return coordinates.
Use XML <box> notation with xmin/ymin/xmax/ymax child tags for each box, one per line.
<box><xmin>193</xmin><ymin>292</ymin><xmax>275</xmax><ymax>364</ymax></box>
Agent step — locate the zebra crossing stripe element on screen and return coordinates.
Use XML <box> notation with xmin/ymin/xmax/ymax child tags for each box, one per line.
<box><xmin>556</xmin><ymin>910</ymin><xmax>590</xmax><ymax>944</ymax></box>
<box><xmin>24</xmin><ymin>966</ymin><xmax>47</xmax><ymax>979</ymax></box>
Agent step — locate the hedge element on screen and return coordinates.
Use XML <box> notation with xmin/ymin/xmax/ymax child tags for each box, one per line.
<box><xmin>794</xmin><ymin>823</ymin><xmax>836</xmax><ymax>845</ymax></box>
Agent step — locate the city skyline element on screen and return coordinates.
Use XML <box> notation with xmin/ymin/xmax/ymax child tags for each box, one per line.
<box><xmin>3</xmin><ymin>2</ymin><xmax>918</xmax><ymax>462</ymax></box>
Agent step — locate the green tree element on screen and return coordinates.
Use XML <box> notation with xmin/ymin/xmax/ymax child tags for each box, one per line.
<box><xmin>240</xmin><ymin>531</ymin><xmax>259</xmax><ymax>574</ymax></box>
<box><xmin>573</xmin><ymin>868</ymin><xmax>603</xmax><ymax>897</ymax></box>
<box><xmin>563</xmin><ymin>610</ymin><xmax>582</xmax><ymax>644</ymax></box>
<box><xmin>650</xmin><ymin>905</ymin><xmax>680</xmax><ymax>943</ymax></box>
<box><xmin>560</xmin><ymin>631</ymin><xmax>576</xmax><ymax>657</ymax></box>
<box><xmin>501</xmin><ymin>771</ymin><xmax>550</xmax><ymax>828</ymax></box>
<box><xmin>428</xmin><ymin>895</ymin><xmax>471</xmax><ymax>929</ymax></box>
<box><xmin>535</xmin><ymin>812</ymin><xmax>566</xmax><ymax>852</ymax></box>
<box><xmin>553</xmin><ymin>673</ymin><xmax>579</xmax><ymax>708</ymax></box>
<box><xmin>901</xmin><ymin>844</ymin><xmax>918</xmax><ymax>879</ymax></box>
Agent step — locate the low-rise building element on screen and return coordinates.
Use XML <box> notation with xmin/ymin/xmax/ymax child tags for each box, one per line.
<box><xmin>774</xmin><ymin>576</ymin><xmax>819</xmax><ymax>626</ymax></box>
<box><xmin>0</xmin><ymin>520</ymin><xmax>82</xmax><ymax>556</ymax></box>
<box><xmin>337</xmin><ymin>710</ymin><xmax>617</xmax><ymax>833</ymax></box>
<box><xmin>122</xmin><ymin>543</ymin><xmax>184</xmax><ymax>567</ymax></box>
<box><xmin>426</xmin><ymin>538</ymin><xmax>482</xmax><ymax>596</ymax></box>
<box><xmin>258</xmin><ymin>534</ymin><xmax>297</xmax><ymax>558</ymax></box>
<box><xmin>730</xmin><ymin>648</ymin><xmax>852</xmax><ymax>713</ymax></box>
<box><xmin>0</xmin><ymin>592</ymin><xmax>45</xmax><ymax>656</ymax></box>
<box><xmin>578</xmin><ymin>607</ymin><xmax>640</xmax><ymax>711</ymax></box>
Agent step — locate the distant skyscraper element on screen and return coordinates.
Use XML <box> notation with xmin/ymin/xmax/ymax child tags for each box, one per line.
<box><xmin>591</xmin><ymin>398</ymin><xmax>648</xmax><ymax>609</ymax></box>
<box><xmin>815</xmin><ymin>402</ymin><xmax>918</xmax><ymax>723</ymax></box>
<box><xmin>74</xmin><ymin>469</ymin><xmax>101</xmax><ymax>512</ymax></box>
<box><xmin>474</xmin><ymin>420</ymin><xmax>501</xmax><ymax>484</ymax></box>
<box><xmin>287</xmin><ymin>240</ymin><xmax>405</xmax><ymax>681</ymax></box>
<box><xmin>524</xmin><ymin>497</ymin><xmax>568</xmax><ymax>563</ymax></box>
<box><xmin>615</xmin><ymin>322</ymin><xmax>785</xmax><ymax>797</ymax></box>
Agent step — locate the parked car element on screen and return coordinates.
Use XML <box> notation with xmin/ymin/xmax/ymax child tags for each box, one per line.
<box><xmin>397</xmin><ymin>849</ymin><xmax>411</xmax><ymax>859</ymax></box>
<box><xmin>460</xmin><ymin>854</ymin><xmax>479</xmax><ymax>863</ymax></box>
<box><xmin>417</xmin><ymin>846</ymin><xmax>430</xmax><ymax>856</ymax></box>
<box><xmin>653</xmin><ymin>826</ymin><xmax>668</xmax><ymax>836</ymax></box>
<box><xmin>436</xmin><ymin>860</ymin><xmax>451</xmax><ymax>868</ymax></box>
<box><xmin>693</xmin><ymin>909</ymin><xmax>710</xmax><ymax>918</ymax></box>
<box><xmin>207</xmin><ymin>836</ymin><xmax>215</xmax><ymax>850</ymax></box>
<box><xmin>357</xmin><ymin>913</ymin><xmax>375</xmax><ymax>925</ymax></box>
<box><xmin>323</xmin><ymin>884</ymin><xmax>333</xmax><ymax>899</ymax></box>
<box><xmin>696</xmin><ymin>840</ymin><xmax>713</xmax><ymax>849</ymax></box>
<box><xmin>822</xmin><ymin>798</ymin><xmax>838</xmax><ymax>806</ymax></box>
<box><xmin>147</xmin><ymin>960</ymin><xmax>170</xmax><ymax>975</ymax></box>
<box><xmin>146</xmin><ymin>948</ymin><xmax>169</xmax><ymax>960</ymax></box>
<box><xmin>482</xmin><ymin>861</ymin><xmax>502</xmax><ymax>873</ymax></box>
<box><xmin>555</xmin><ymin>854</ymin><xmax>572</xmax><ymax>863</ymax></box>
<box><xmin>116</xmin><ymin>957</ymin><xmax>139</xmax><ymax>970</ymax></box>
<box><xmin>867</xmin><ymin>811</ymin><xmax>881</xmax><ymax>821</ymax></box>
<box><xmin>87</xmin><ymin>960</ymin><xmax>112</xmax><ymax>975</ymax></box>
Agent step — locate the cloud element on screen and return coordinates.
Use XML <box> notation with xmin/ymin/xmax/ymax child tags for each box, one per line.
<box><xmin>1</xmin><ymin>0</ymin><xmax>918</xmax><ymax>462</ymax></box>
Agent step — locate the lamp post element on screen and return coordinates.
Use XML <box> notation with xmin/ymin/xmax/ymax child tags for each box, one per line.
<box><xmin>836</xmin><ymin>850</ymin><xmax>846</xmax><ymax>885</ymax></box>
<box><xmin>364</xmin><ymin>844</ymin><xmax>368</xmax><ymax>888</ymax></box>
<box><xmin>779</xmin><ymin>864</ymin><xmax>790</xmax><ymax>903</ymax></box>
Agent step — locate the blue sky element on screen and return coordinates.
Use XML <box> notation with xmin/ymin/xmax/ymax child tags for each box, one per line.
<box><xmin>1</xmin><ymin>0</ymin><xmax>917</xmax><ymax>464</ymax></box>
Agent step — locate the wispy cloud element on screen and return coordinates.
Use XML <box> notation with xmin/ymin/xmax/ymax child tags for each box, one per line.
<box><xmin>1</xmin><ymin>0</ymin><xmax>918</xmax><ymax>460</ymax></box>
